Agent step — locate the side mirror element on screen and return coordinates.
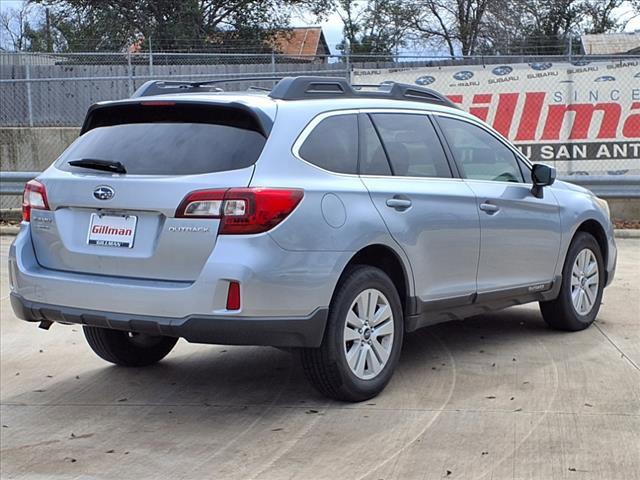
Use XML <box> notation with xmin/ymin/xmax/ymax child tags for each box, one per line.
<box><xmin>531</xmin><ymin>163</ymin><xmax>556</xmax><ymax>198</ymax></box>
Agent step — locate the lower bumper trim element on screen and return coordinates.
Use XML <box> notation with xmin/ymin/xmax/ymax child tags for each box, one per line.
<box><xmin>10</xmin><ymin>293</ymin><xmax>328</xmax><ymax>348</ymax></box>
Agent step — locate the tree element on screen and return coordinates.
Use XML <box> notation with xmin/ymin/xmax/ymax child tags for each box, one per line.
<box><xmin>0</xmin><ymin>3</ymin><xmax>35</xmax><ymax>51</ymax></box>
<box><xmin>31</xmin><ymin>0</ymin><xmax>328</xmax><ymax>52</ymax></box>
<box><xmin>337</xmin><ymin>0</ymin><xmax>411</xmax><ymax>60</ymax></box>
<box><xmin>406</xmin><ymin>0</ymin><xmax>491</xmax><ymax>56</ymax></box>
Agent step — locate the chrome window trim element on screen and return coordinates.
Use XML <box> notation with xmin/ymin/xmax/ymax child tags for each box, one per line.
<box><xmin>292</xmin><ymin>107</ymin><xmax>466</xmax><ymax>181</ymax></box>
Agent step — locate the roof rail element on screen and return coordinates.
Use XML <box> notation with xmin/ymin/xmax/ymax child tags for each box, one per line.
<box><xmin>131</xmin><ymin>75</ymin><xmax>459</xmax><ymax>109</ymax></box>
<box><xmin>131</xmin><ymin>77</ymin><xmax>285</xmax><ymax>98</ymax></box>
<box><xmin>269</xmin><ymin>76</ymin><xmax>459</xmax><ymax>109</ymax></box>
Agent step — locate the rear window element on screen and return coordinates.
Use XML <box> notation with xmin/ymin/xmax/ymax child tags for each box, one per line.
<box><xmin>57</xmin><ymin>104</ymin><xmax>266</xmax><ymax>175</ymax></box>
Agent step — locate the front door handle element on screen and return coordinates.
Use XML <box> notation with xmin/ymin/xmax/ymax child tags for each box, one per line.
<box><xmin>479</xmin><ymin>202</ymin><xmax>500</xmax><ymax>214</ymax></box>
<box><xmin>386</xmin><ymin>197</ymin><xmax>412</xmax><ymax>210</ymax></box>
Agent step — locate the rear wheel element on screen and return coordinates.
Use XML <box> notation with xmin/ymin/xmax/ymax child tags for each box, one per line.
<box><xmin>540</xmin><ymin>232</ymin><xmax>604</xmax><ymax>331</ymax></box>
<box><xmin>83</xmin><ymin>326</ymin><xmax>178</xmax><ymax>366</ymax></box>
<box><xmin>301</xmin><ymin>266</ymin><xmax>403</xmax><ymax>402</ymax></box>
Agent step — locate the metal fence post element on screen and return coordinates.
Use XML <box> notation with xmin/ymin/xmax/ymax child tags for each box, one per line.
<box><xmin>149</xmin><ymin>37</ymin><xmax>154</xmax><ymax>77</ymax></box>
<box><xmin>271</xmin><ymin>51</ymin><xmax>276</xmax><ymax>73</ymax></box>
<box><xmin>25</xmin><ymin>62</ymin><xmax>34</xmax><ymax>127</ymax></box>
<box><xmin>127</xmin><ymin>51</ymin><xmax>134</xmax><ymax>96</ymax></box>
<box><xmin>344</xmin><ymin>40</ymin><xmax>351</xmax><ymax>81</ymax></box>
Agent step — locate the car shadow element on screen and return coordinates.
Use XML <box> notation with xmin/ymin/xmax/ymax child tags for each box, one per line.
<box><xmin>2</xmin><ymin>306</ymin><xmax>582</xmax><ymax>414</ymax></box>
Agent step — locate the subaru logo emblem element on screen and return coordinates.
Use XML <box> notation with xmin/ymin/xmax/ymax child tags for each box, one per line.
<box><xmin>93</xmin><ymin>186</ymin><xmax>115</xmax><ymax>200</ymax></box>
<box><xmin>453</xmin><ymin>71</ymin><xmax>474</xmax><ymax>81</ymax></box>
<box><xmin>491</xmin><ymin>65</ymin><xmax>513</xmax><ymax>76</ymax></box>
<box><xmin>415</xmin><ymin>75</ymin><xmax>436</xmax><ymax>86</ymax></box>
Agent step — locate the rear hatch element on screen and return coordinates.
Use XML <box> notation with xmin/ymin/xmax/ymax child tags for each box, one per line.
<box><xmin>30</xmin><ymin>100</ymin><xmax>271</xmax><ymax>281</ymax></box>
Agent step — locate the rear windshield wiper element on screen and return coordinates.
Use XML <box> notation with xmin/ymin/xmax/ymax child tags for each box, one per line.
<box><xmin>68</xmin><ymin>158</ymin><xmax>127</xmax><ymax>174</ymax></box>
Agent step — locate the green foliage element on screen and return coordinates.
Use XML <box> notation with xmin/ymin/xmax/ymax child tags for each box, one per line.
<box><xmin>23</xmin><ymin>0</ymin><xmax>328</xmax><ymax>52</ymax></box>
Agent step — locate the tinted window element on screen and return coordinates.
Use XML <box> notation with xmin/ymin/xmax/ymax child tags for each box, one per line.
<box><xmin>370</xmin><ymin>114</ymin><xmax>451</xmax><ymax>178</ymax></box>
<box><xmin>58</xmin><ymin>123</ymin><xmax>265</xmax><ymax>175</ymax></box>
<box><xmin>359</xmin><ymin>114</ymin><xmax>391</xmax><ymax>176</ymax></box>
<box><xmin>438</xmin><ymin>117</ymin><xmax>524</xmax><ymax>183</ymax></box>
<box><xmin>299</xmin><ymin>114</ymin><xmax>358</xmax><ymax>174</ymax></box>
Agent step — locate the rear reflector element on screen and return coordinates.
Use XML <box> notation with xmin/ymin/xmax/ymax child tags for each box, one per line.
<box><xmin>22</xmin><ymin>179</ymin><xmax>49</xmax><ymax>222</ymax></box>
<box><xmin>226</xmin><ymin>281</ymin><xmax>241</xmax><ymax>310</ymax></box>
<box><xmin>176</xmin><ymin>188</ymin><xmax>303</xmax><ymax>234</ymax></box>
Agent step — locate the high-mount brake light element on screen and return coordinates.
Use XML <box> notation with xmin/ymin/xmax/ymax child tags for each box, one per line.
<box><xmin>175</xmin><ymin>188</ymin><xmax>303</xmax><ymax>234</ymax></box>
<box><xmin>22</xmin><ymin>179</ymin><xmax>49</xmax><ymax>222</ymax></box>
<box><xmin>140</xmin><ymin>101</ymin><xmax>176</xmax><ymax>106</ymax></box>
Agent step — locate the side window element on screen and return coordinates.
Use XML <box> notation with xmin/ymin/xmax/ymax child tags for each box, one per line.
<box><xmin>438</xmin><ymin>117</ymin><xmax>524</xmax><ymax>183</ymax></box>
<box><xmin>370</xmin><ymin>113</ymin><xmax>452</xmax><ymax>178</ymax></box>
<box><xmin>299</xmin><ymin>114</ymin><xmax>358</xmax><ymax>174</ymax></box>
<box><xmin>359</xmin><ymin>114</ymin><xmax>392</xmax><ymax>175</ymax></box>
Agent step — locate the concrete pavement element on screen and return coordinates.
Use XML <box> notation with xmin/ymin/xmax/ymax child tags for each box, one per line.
<box><xmin>1</xmin><ymin>236</ymin><xmax>639</xmax><ymax>480</ymax></box>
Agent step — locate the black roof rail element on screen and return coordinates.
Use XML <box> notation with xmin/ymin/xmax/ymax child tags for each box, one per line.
<box><xmin>269</xmin><ymin>76</ymin><xmax>459</xmax><ymax>109</ymax></box>
<box><xmin>131</xmin><ymin>75</ymin><xmax>459</xmax><ymax>109</ymax></box>
<box><xmin>132</xmin><ymin>77</ymin><xmax>285</xmax><ymax>98</ymax></box>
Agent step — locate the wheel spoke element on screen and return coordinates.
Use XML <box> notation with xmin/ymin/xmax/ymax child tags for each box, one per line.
<box><xmin>373</xmin><ymin>319</ymin><xmax>394</xmax><ymax>337</ymax></box>
<box><xmin>356</xmin><ymin>293</ymin><xmax>368</xmax><ymax>321</ymax></box>
<box><xmin>354</xmin><ymin>346</ymin><xmax>366</xmax><ymax>377</ymax></box>
<box><xmin>344</xmin><ymin>327</ymin><xmax>360</xmax><ymax>342</ymax></box>
<box><xmin>346</xmin><ymin>309</ymin><xmax>364</xmax><ymax>329</ymax></box>
<box><xmin>585</xmin><ymin>259</ymin><xmax>597</xmax><ymax>276</ymax></box>
<box><xmin>577</xmin><ymin>250</ymin><xmax>587</xmax><ymax>271</ymax></box>
<box><xmin>578</xmin><ymin>290</ymin><xmax>587</xmax><ymax>312</ymax></box>
<box><xmin>365</xmin><ymin>347</ymin><xmax>381</xmax><ymax>374</ymax></box>
<box><xmin>584</xmin><ymin>285</ymin><xmax>596</xmax><ymax>305</ymax></box>
<box><xmin>571</xmin><ymin>287</ymin><xmax>581</xmax><ymax>306</ymax></box>
<box><xmin>346</xmin><ymin>343</ymin><xmax>362</xmax><ymax>371</ymax></box>
<box><xmin>367</xmin><ymin>290</ymin><xmax>378</xmax><ymax>322</ymax></box>
<box><xmin>371</xmin><ymin>304</ymin><xmax>391</xmax><ymax>326</ymax></box>
<box><xmin>371</xmin><ymin>338</ymin><xmax>391</xmax><ymax>365</ymax></box>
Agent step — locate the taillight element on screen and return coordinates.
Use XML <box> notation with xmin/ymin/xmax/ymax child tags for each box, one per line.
<box><xmin>22</xmin><ymin>179</ymin><xmax>49</xmax><ymax>222</ymax></box>
<box><xmin>175</xmin><ymin>188</ymin><xmax>303</xmax><ymax>234</ymax></box>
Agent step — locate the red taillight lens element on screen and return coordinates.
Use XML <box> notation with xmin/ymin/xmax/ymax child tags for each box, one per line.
<box><xmin>175</xmin><ymin>188</ymin><xmax>303</xmax><ymax>234</ymax></box>
<box><xmin>226</xmin><ymin>281</ymin><xmax>241</xmax><ymax>310</ymax></box>
<box><xmin>22</xmin><ymin>179</ymin><xmax>49</xmax><ymax>222</ymax></box>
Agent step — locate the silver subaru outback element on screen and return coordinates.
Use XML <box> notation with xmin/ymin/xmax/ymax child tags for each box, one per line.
<box><xmin>9</xmin><ymin>76</ymin><xmax>617</xmax><ymax>401</ymax></box>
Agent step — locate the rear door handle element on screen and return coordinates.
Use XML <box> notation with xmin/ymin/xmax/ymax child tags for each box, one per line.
<box><xmin>386</xmin><ymin>198</ymin><xmax>412</xmax><ymax>210</ymax></box>
<box><xmin>479</xmin><ymin>202</ymin><xmax>499</xmax><ymax>214</ymax></box>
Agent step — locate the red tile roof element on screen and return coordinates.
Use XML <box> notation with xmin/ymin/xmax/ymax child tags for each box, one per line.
<box><xmin>272</xmin><ymin>27</ymin><xmax>329</xmax><ymax>58</ymax></box>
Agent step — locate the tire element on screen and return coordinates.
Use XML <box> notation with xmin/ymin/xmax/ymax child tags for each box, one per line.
<box><xmin>301</xmin><ymin>266</ymin><xmax>404</xmax><ymax>402</ymax></box>
<box><xmin>540</xmin><ymin>232</ymin><xmax>605</xmax><ymax>331</ymax></box>
<box><xmin>83</xmin><ymin>326</ymin><xmax>178</xmax><ymax>367</ymax></box>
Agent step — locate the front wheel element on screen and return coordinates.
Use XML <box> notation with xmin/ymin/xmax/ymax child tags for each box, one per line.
<box><xmin>83</xmin><ymin>326</ymin><xmax>178</xmax><ymax>367</ymax></box>
<box><xmin>301</xmin><ymin>266</ymin><xmax>404</xmax><ymax>402</ymax></box>
<box><xmin>540</xmin><ymin>232</ymin><xmax>605</xmax><ymax>331</ymax></box>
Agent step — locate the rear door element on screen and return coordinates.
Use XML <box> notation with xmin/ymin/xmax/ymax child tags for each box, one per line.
<box><xmin>30</xmin><ymin>102</ymin><xmax>268</xmax><ymax>281</ymax></box>
<box><xmin>435</xmin><ymin>114</ymin><xmax>562</xmax><ymax>293</ymax></box>
<box><xmin>359</xmin><ymin>112</ymin><xmax>480</xmax><ymax>304</ymax></box>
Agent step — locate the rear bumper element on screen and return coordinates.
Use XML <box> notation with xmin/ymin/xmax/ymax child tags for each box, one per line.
<box><xmin>11</xmin><ymin>293</ymin><xmax>328</xmax><ymax>348</ymax></box>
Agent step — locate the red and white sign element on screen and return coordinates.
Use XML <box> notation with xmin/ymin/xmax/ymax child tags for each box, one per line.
<box><xmin>353</xmin><ymin>59</ymin><xmax>640</xmax><ymax>175</ymax></box>
<box><xmin>87</xmin><ymin>213</ymin><xmax>137</xmax><ymax>248</ymax></box>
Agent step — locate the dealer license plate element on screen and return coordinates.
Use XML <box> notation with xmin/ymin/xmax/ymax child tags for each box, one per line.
<box><xmin>87</xmin><ymin>213</ymin><xmax>137</xmax><ymax>248</ymax></box>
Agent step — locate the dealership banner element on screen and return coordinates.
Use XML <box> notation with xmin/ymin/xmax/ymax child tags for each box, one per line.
<box><xmin>353</xmin><ymin>60</ymin><xmax>640</xmax><ymax>175</ymax></box>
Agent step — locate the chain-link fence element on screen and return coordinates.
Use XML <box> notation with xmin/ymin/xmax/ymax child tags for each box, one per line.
<box><xmin>1</xmin><ymin>51</ymin><xmax>639</xmax><ymax>180</ymax></box>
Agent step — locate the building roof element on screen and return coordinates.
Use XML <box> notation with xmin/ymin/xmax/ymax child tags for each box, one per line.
<box><xmin>271</xmin><ymin>27</ymin><xmax>329</xmax><ymax>58</ymax></box>
<box><xmin>581</xmin><ymin>32</ymin><xmax>640</xmax><ymax>55</ymax></box>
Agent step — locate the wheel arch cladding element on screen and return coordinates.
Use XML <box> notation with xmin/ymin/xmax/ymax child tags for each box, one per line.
<box><xmin>340</xmin><ymin>244</ymin><xmax>409</xmax><ymax>314</ymax></box>
<box><xmin>575</xmin><ymin>219</ymin><xmax>608</xmax><ymax>263</ymax></box>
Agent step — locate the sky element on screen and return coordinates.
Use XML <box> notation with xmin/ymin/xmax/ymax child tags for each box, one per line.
<box><xmin>2</xmin><ymin>0</ymin><xmax>639</xmax><ymax>54</ymax></box>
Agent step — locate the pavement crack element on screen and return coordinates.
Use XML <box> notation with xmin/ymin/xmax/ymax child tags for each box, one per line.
<box><xmin>594</xmin><ymin>322</ymin><xmax>640</xmax><ymax>371</ymax></box>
